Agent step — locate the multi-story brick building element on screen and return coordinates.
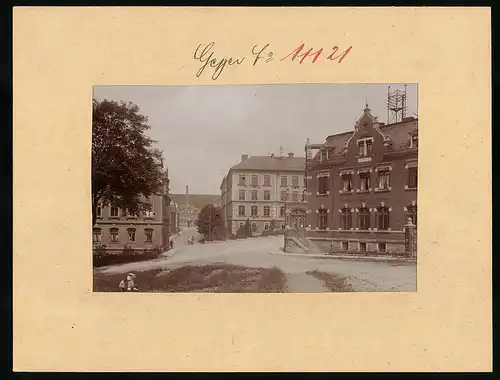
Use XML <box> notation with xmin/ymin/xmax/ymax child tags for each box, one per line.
<box><xmin>305</xmin><ymin>104</ymin><xmax>418</xmax><ymax>254</ymax></box>
<box><xmin>221</xmin><ymin>153</ymin><xmax>307</xmax><ymax>235</ymax></box>
<box><xmin>93</xmin><ymin>194</ymin><xmax>172</xmax><ymax>253</ymax></box>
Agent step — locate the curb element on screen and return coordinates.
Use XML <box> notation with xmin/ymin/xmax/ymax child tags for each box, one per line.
<box><xmin>268</xmin><ymin>251</ymin><xmax>416</xmax><ymax>263</ymax></box>
<box><xmin>161</xmin><ymin>247</ymin><xmax>180</xmax><ymax>258</ymax></box>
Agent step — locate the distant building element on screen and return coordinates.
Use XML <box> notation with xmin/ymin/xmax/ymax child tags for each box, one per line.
<box><xmin>221</xmin><ymin>152</ymin><xmax>307</xmax><ymax>235</ymax></box>
<box><xmin>170</xmin><ymin>185</ymin><xmax>221</xmax><ymax>229</ymax></box>
<box><xmin>305</xmin><ymin>104</ymin><xmax>418</xmax><ymax>254</ymax></box>
<box><xmin>169</xmin><ymin>200</ymin><xmax>180</xmax><ymax>234</ymax></box>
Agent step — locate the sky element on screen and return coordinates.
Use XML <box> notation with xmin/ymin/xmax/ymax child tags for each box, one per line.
<box><xmin>93</xmin><ymin>83</ymin><xmax>417</xmax><ymax>195</ymax></box>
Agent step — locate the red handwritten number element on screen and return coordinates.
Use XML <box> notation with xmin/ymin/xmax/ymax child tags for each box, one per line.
<box><xmin>327</xmin><ymin>46</ymin><xmax>352</xmax><ymax>63</ymax></box>
<box><xmin>281</xmin><ymin>44</ymin><xmax>352</xmax><ymax>64</ymax></box>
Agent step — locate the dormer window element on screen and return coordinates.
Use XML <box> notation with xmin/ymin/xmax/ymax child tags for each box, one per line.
<box><xmin>410</xmin><ymin>135</ymin><xmax>418</xmax><ymax>148</ymax></box>
<box><xmin>357</xmin><ymin>138</ymin><xmax>373</xmax><ymax>157</ymax></box>
<box><xmin>321</xmin><ymin>149</ymin><xmax>328</xmax><ymax>161</ymax></box>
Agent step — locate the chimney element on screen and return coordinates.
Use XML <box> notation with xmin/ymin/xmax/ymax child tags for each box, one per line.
<box><xmin>185</xmin><ymin>185</ymin><xmax>189</xmax><ymax>206</ymax></box>
<box><xmin>241</xmin><ymin>154</ymin><xmax>249</xmax><ymax>162</ymax></box>
<box><xmin>288</xmin><ymin>152</ymin><xmax>294</xmax><ymax>158</ymax></box>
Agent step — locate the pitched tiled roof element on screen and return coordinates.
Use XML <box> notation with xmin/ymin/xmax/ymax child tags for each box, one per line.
<box><xmin>380</xmin><ymin>119</ymin><xmax>418</xmax><ymax>147</ymax></box>
<box><xmin>312</xmin><ymin>118</ymin><xmax>418</xmax><ymax>160</ymax></box>
<box><xmin>169</xmin><ymin>194</ymin><xmax>221</xmax><ymax>211</ymax></box>
<box><xmin>229</xmin><ymin>156</ymin><xmax>305</xmax><ymax>172</ymax></box>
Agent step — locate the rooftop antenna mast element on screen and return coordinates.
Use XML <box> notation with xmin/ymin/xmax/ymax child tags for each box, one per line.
<box><xmin>386</xmin><ymin>84</ymin><xmax>408</xmax><ymax>124</ymax></box>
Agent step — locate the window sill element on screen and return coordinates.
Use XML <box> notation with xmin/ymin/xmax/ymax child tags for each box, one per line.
<box><xmin>375</xmin><ymin>188</ymin><xmax>391</xmax><ymax>192</ymax></box>
<box><xmin>404</xmin><ymin>186</ymin><xmax>417</xmax><ymax>191</ymax></box>
<box><xmin>339</xmin><ymin>190</ymin><xmax>355</xmax><ymax>195</ymax></box>
<box><xmin>357</xmin><ymin>156</ymin><xmax>373</xmax><ymax>163</ymax></box>
<box><xmin>356</xmin><ymin>189</ymin><xmax>371</xmax><ymax>194</ymax></box>
<box><xmin>317</xmin><ymin>192</ymin><xmax>329</xmax><ymax>196</ymax></box>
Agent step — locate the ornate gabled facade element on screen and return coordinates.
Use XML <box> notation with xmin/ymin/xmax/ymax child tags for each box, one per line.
<box><xmin>305</xmin><ymin>104</ymin><xmax>418</xmax><ymax>255</ymax></box>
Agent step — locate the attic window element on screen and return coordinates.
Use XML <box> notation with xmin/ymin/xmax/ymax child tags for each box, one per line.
<box><xmin>357</xmin><ymin>138</ymin><xmax>373</xmax><ymax>157</ymax></box>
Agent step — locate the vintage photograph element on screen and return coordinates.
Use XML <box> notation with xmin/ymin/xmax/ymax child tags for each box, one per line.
<box><xmin>92</xmin><ymin>83</ymin><xmax>418</xmax><ymax>293</ymax></box>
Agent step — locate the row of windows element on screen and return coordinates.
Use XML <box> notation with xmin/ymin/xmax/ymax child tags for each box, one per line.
<box><xmin>316</xmin><ymin>204</ymin><xmax>417</xmax><ymax>230</ymax></box>
<box><xmin>237</xmin><ymin>205</ymin><xmax>290</xmax><ymax>217</ymax></box>
<box><xmin>92</xmin><ymin>227</ymin><xmax>154</xmax><ymax>243</ymax></box>
<box><xmin>237</xmin><ymin>189</ymin><xmax>305</xmax><ymax>202</ymax></box>
<box><xmin>238</xmin><ymin>174</ymin><xmax>303</xmax><ymax>187</ymax></box>
<box><xmin>239</xmin><ymin>222</ymin><xmax>287</xmax><ymax>231</ymax></box>
<box><xmin>317</xmin><ymin>167</ymin><xmax>417</xmax><ymax>195</ymax></box>
<box><xmin>341</xmin><ymin>241</ymin><xmax>388</xmax><ymax>253</ymax></box>
<box><xmin>96</xmin><ymin>204</ymin><xmax>155</xmax><ymax>218</ymax></box>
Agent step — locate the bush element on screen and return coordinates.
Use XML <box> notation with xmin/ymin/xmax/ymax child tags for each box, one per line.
<box><xmin>236</xmin><ymin>226</ymin><xmax>249</xmax><ymax>239</ymax></box>
<box><xmin>261</xmin><ymin>229</ymin><xmax>278</xmax><ymax>237</ymax></box>
<box><xmin>93</xmin><ymin>244</ymin><xmax>163</xmax><ymax>268</ymax></box>
<box><xmin>93</xmin><ymin>244</ymin><xmax>107</xmax><ymax>260</ymax></box>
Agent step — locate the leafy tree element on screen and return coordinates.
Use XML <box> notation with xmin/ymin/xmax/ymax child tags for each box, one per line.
<box><xmin>195</xmin><ymin>203</ymin><xmax>226</xmax><ymax>240</ymax></box>
<box><xmin>235</xmin><ymin>218</ymin><xmax>252</xmax><ymax>238</ymax></box>
<box><xmin>92</xmin><ymin>99</ymin><xmax>168</xmax><ymax>227</ymax></box>
<box><xmin>269</xmin><ymin>219</ymin><xmax>277</xmax><ymax>230</ymax></box>
<box><xmin>244</xmin><ymin>219</ymin><xmax>252</xmax><ymax>236</ymax></box>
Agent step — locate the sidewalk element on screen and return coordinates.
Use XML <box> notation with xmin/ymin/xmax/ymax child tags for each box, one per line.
<box><xmin>269</xmin><ymin>251</ymin><xmax>416</xmax><ymax>263</ymax></box>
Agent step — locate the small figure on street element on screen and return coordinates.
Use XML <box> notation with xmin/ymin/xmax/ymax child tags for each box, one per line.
<box><xmin>170</xmin><ymin>239</ymin><xmax>174</xmax><ymax>250</ymax></box>
<box><xmin>119</xmin><ymin>273</ymin><xmax>138</xmax><ymax>292</ymax></box>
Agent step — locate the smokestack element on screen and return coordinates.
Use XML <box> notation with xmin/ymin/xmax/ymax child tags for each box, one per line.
<box><xmin>185</xmin><ymin>185</ymin><xmax>189</xmax><ymax>206</ymax></box>
<box><xmin>288</xmin><ymin>152</ymin><xmax>294</xmax><ymax>158</ymax></box>
<box><xmin>241</xmin><ymin>154</ymin><xmax>249</xmax><ymax>162</ymax></box>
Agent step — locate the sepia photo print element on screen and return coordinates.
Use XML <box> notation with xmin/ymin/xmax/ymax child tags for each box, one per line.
<box><xmin>92</xmin><ymin>83</ymin><xmax>418</xmax><ymax>293</ymax></box>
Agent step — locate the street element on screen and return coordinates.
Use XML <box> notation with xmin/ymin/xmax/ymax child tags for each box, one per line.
<box><xmin>95</xmin><ymin>230</ymin><xmax>416</xmax><ymax>292</ymax></box>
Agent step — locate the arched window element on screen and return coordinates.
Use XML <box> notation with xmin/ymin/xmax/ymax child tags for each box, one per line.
<box><xmin>299</xmin><ymin>217</ymin><xmax>305</xmax><ymax>228</ymax></box>
<box><xmin>407</xmin><ymin>203</ymin><xmax>417</xmax><ymax>226</ymax></box>
<box><xmin>376</xmin><ymin>206</ymin><xmax>390</xmax><ymax>230</ymax></box>
<box><xmin>340</xmin><ymin>207</ymin><xmax>352</xmax><ymax>230</ymax></box>
<box><xmin>318</xmin><ymin>208</ymin><xmax>328</xmax><ymax>230</ymax></box>
<box><xmin>358</xmin><ymin>206</ymin><xmax>371</xmax><ymax>230</ymax></box>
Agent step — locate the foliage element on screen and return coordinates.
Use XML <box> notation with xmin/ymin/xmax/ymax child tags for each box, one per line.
<box><xmin>93</xmin><ymin>245</ymin><xmax>163</xmax><ymax>267</ymax></box>
<box><xmin>269</xmin><ymin>219</ymin><xmax>277</xmax><ymax>230</ymax></box>
<box><xmin>261</xmin><ymin>228</ymin><xmax>279</xmax><ymax>237</ymax></box>
<box><xmin>236</xmin><ymin>218</ymin><xmax>252</xmax><ymax>238</ymax></box>
<box><xmin>195</xmin><ymin>203</ymin><xmax>226</xmax><ymax>240</ymax></box>
<box><xmin>92</xmin><ymin>99</ymin><xmax>168</xmax><ymax>226</ymax></box>
<box><xmin>93</xmin><ymin>244</ymin><xmax>107</xmax><ymax>259</ymax></box>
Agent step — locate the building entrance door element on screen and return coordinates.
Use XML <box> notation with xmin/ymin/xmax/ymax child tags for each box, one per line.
<box><xmin>290</xmin><ymin>209</ymin><xmax>307</xmax><ymax>230</ymax></box>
